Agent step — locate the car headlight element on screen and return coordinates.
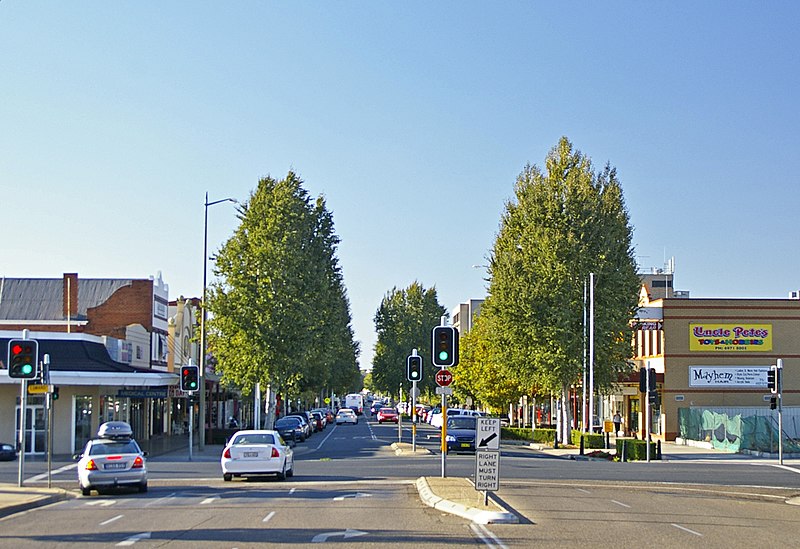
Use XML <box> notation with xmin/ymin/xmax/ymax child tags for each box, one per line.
<box><xmin>445</xmin><ymin>435</ymin><xmax>456</xmax><ymax>442</ymax></box>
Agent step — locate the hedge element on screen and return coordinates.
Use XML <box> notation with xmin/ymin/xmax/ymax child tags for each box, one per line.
<box><xmin>616</xmin><ymin>438</ymin><xmax>659</xmax><ymax>461</ymax></box>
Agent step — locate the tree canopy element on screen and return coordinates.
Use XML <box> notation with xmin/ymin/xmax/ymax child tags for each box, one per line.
<box><xmin>460</xmin><ymin>137</ymin><xmax>640</xmax><ymax>417</ymax></box>
<box><xmin>371</xmin><ymin>282</ymin><xmax>447</xmax><ymax>398</ymax></box>
<box><xmin>206</xmin><ymin>171</ymin><xmax>361</xmax><ymax>399</ymax></box>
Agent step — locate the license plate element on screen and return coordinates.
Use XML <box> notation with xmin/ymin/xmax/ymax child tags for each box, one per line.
<box><xmin>460</xmin><ymin>443</ymin><xmax>471</xmax><ymax>448</ymax></box>
<box><xmin>104</xmin><ymin>462</ymin><xmax>126</xmax><ymax>470</ymax></box>
<box><xmin>243</xmin><ymin>452</ymin><xmax>259</xmax><ymax>458</ymax></box>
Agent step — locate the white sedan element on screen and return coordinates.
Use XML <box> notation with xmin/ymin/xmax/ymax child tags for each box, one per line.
<box><xmin>221</xmin><ymin>430</ymin><xmax>294</xmax><ymax>482</ymax></box>
<box><xmin>335</xmin><ymin>408</ymin><xmax>358</xmax><ymax>425</ymax></box>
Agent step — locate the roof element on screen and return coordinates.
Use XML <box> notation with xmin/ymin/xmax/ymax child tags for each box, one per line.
<box><xmin>0</xmin><ymin>277</ymin><xmax>134</xmax><ymax>321</ymax></box>
<box><xmin>1</xmin><ymin>337</ymin><xmax>143</xmax><ymax>374</ymax></box>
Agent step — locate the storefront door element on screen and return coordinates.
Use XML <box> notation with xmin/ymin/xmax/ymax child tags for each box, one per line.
<box><xmin>15</xmin><ymin>405</ymin><xmax>46</xmax><ymax>454</ymax></box>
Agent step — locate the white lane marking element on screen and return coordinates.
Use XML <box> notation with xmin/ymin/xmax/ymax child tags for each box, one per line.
<box><xmin>289</xmin><ymin>488</ymin><xmax>296</xmax><ymax>495</ymax></box>
<box><xmin>366</xmin><ymin>421</ymin><xmax>377</xmax><ymax>440</ymax></box>
<box><xmin>610</xmin><ymin>500</ymin><xmax>631</xmax><ymax>508</ymax></box>
<box><xmin>200</xmin><ymin>497</ymin><xmax>219</xmax><ymax>505</ymax></box>
<box><xmin>470</xmin><ymin>523</ymin><xmax>509</xmax><ymax>549</ymax></box>
<box><xmin>27</xmin><ymin>463</ymin><xmax>78</xmax><ymax>483</ymax></box>
<box><xmin>116</xmin><ymin>532</ymin><xmax>151</xmax><ymax>546</ymax></box>
<box><xmin>262</xmin><ymin>511</ymin><xmax>276</xmax><ymax>523</ymax></box>
<box><xmin>144</xmin><ymin>492</ymin><xmax>176</xmax><ymax>507</ymax></box>
<box><xmin>312</xmin><ymin>529</ymin><xmax>367</xmax><ymax>543</ymax></box>
<box><xmin>100</xmin><ymin>514</ymin><xmax>124</xmax><ymax>526</ymax></box>
<box><xmin>315</xmin><ymin>424</ymin><xmax>340</xmax><ymax>450</ymax></box>
<box><xmin>672</xmin><ymin>523</ymin><xmax>703</xmax><ymax>536</ymax></box>
<box><xmin>576</xmin><ymin>488</ymin><xmax>591</xmax><ymax>494</ymax></box>
<box><xmin>762</xmin><ymin>463</ymin><xmax>800</xmax><ymax>474</ymax></box>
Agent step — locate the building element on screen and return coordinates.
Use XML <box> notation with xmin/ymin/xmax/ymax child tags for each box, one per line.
<box><xmin>0</xmin><ymin>273</ymin><xmax>178</xmax><ymax>455</ymax></box>
<box><xmin>624</xmin><ymin>278</ymin><xmax>800</xmax><ymax>449</ymax></box>
<box><xmin>451</xmin><ymin>299</ymin><xmax>483</xmax><ymax>335</ymax></box>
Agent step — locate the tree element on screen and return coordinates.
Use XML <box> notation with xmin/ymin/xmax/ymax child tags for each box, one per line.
<box><xmin>480</xmin><ymin>137</ymin><xmax>640</xmax><ymax>439</ymax></box>
<box><xmin>206</xmin><ymin>171</ymin><xmax>360</xmax><ymax>403</ymax></box>
<box><xmin>371</xmin><ymin>282</ymin><xmax>447</xmax><ymax>399</ymax></box>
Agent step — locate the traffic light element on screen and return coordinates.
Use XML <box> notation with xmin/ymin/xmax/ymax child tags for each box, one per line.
<box><xmin>407</xmin><ymin>355</ymin><xmax>423</xmax><ymax>382</ymax></box>
<box><xmin>639</xmin><ymin>368</ymin><xmax>647</xmax><ymax>393</ymax></box>
<box><xmin>648</xmin><ymin>390</ymin><xmax>660</xmax><ymax>408</ymax></box>
<box><xmin>767</xmin><ymin>366</ymin><xmax>777</xmax><ymax>394</ymax></box>
<box><xmin>770</xmin><ymin>396</ymin><xmax>777</xmax><ymax>410</ymax></box>
<box><xmin>432</xmin><ymin>326</ymin><xmax>459</xmax><ymax>367</ymax></box>
<box><xmin>8</xmin><ymin>339</ymin><xmax>38</xmax><ymax>379</ymax></box>
<box><xmin>53</xmin><ymin>386</ymin><xmax>60</xmax><ymax>400</ymax></box>
<box><xmin>180</xmin><ymin>365</ymin><xmax>199</xmax><ymax>392</ymax></box>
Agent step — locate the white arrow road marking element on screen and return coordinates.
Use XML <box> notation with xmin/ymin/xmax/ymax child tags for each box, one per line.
<box><xmin>576</xmin><ymin>488</ymin><xmax>591</xmax><ymax>494</ymax></box>
<box><xmin>610</xmin><ymin>500</ymin><xmax>631</xmax><ymax>508</ymax></box>
<box><xmin>27</xmin><ymin>463</ymin><xmax>77</xmax><ymax>483</ymax></box>
<box><xmin>312</xmin><ymin>529</ymin><xmax>368</xmax><ymax>543</ymax></box>
<box><xmin>85</xmin><ymin>500</ymin><xmax>116</xmax><ymax>507</ymax></box>
<box><xmin>100</xmin><ymin>514</ymin><xmax>124</xmax><ymax>526</ymax></box>
<box><xmin>116</xmin><ymin>532</ymin><xmax>151</xmax><ymax>546</ymax></box>
<box><xmin>289</xmin><ymin>488</ymin><xmax>297</xmax><ymax>495</ymax></box>
<box><xmin>470</xmin><ymin>523</ymin><xmax>509</xmax><ymax>549</ymax></box>
<box><xmin>262</xmin><ymin>511</ymin><xmax>276</xmax><ymax>523</ymax></box>
<box><xmin>200</xmin><ymin>496</ymin><xmax>219</xmax><ymax>505</ymax></box>
<box><xmin>333</xmin><ymin>492</ymin><xmax>372</xmax><ymax>501</ymax></box>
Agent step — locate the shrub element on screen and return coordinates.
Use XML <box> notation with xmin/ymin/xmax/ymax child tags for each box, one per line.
<box><xmin>571</xmin><ymin>431</ymin><xmax>605</xmax><ymax>449</ymax></box>
<box><xmin>616</xmin><ymin>438</ymin><xmax>659</xmax><ymax>461</ymax></box>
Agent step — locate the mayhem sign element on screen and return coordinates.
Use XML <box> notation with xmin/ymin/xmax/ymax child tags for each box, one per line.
<box><xmin>689</xmin><ymin>324</ymin><xmax>772</xmax><ymax>352</ymax></box>
<box><xmin>689</xmin><ymin>366</ymin><xmax>770</xmax><ymax>388</ymax></box>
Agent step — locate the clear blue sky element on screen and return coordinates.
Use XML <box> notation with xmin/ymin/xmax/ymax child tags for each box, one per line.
<box><xmin>3</xmin><ymin>3</ymin><xmax>799</xmax><ymax>369</ymax></box>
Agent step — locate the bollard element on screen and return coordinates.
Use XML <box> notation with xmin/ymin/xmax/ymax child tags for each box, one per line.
<box><xmin>621</xmin><ymin>440</ymin><xmax>627</xmax><ymax>463</ymax></box>
<box><xmin>656</xmin><ymin>439</ymin><xmax>662</xmax><ymax>460</ymax></box>
<box><xmin>579</xmin><ymin>435</ymin><xmax>585</xmax><ymax>455</ymax></box>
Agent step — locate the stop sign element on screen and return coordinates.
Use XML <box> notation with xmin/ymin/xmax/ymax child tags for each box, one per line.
<box><xmin>435</xmin><ymin>369</ymin><xmax>453</xmax><ymax>387</ymax></box>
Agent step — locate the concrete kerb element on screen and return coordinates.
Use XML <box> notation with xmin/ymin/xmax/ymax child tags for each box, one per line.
<box><xmin>391</xmin><ymin>442</ymin><xmax>433</xmax><ymax>456</ymax></box>
<box><xmin>415</xmin><ymin>476</ymin><xmax>519</xmax><ymax>525</ymax></box>
<box><xmin>0</xmin><ymin>486</ymin><xmax>73</xmax><ymax>520</ymax></box>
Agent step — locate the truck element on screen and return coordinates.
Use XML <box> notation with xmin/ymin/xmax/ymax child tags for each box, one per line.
<box><xmin>345</xmin><ymin>393</ymin><xmax>364</xmax><ymax>415</ymax></box>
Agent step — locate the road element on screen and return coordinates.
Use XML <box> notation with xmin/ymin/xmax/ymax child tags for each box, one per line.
<box><xmin>2</xmin><ymin>415</ymin><xmax>800</xmax><ymax>547</ymax></box>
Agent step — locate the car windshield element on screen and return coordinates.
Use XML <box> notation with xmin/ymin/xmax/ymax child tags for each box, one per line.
<box><xmin>232</xmin><ymin>433</ymin><xmax>276</xmax><ymax>445</ymax></box>
<box><xmin>338</xmin><ymin>410</ymin><xmax>353</xmax><ymax>416</ymax></box>
<box><xmin>380</xmin><ymin>408</ymin><xmax>394</xmax><ymax>413</ymax></box>
<box><xmin>88</xmin><ymin>440</ymin><xmax>141</xmax><ymax>456</ymax></box>
<box><xmin>448</xmin><ymin>417</ymin><xmax>477</xmax><ymax>430</ymax></box>
<box><xmin>275</xmin><ymin>418</ymin><xmax>300</xmax><ymax>427</ymax></box>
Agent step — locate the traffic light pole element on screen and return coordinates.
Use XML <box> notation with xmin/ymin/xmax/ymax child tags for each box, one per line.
<box><xmin>646</xmin><ymin>368</ymin><xmax>652</xmax><ymax>463</ymax></box>
<box><xmin>188</xmin><ymin>396</ymin><xmax>194</xmax><ymax>462</ymax></box>
<box><xmin>777</xmin><ymin>359</ymin><xmax>784</xmax><ymax>465</ymax></box>
<box><xmin>17</xmin><ymin>379</ymin><xmax>27</xmax><ymax>487</ymax></box>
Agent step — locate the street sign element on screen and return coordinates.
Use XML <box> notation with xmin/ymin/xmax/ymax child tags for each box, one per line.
<box><xmin>28</xmin><ymin>384</ymin><xmax>52</xmax><ymax>394</ymax></box>
<box><xmin>435</xmin><ymin>369</ymin><xmax>453</xmax><ymax>387</ymax></box>
<box><xmin>435</xmin><ymin>386</ymin><xmax>453</xmax><ymax>395</ymax></box>
<box><xmin>474</xmin><ymin>450</ymin><xmax>500</xmax><ymax>491</ymax></box>
<box><xmin>476</xmin><ymin>417</ymin><xmax>501</xmax><ymax>450</ymax></box>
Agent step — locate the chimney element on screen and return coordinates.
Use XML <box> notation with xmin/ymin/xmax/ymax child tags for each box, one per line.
<box><xmin>63</xmin><ymin>273</ymin><xmax>78</xmax><ymax>320</ymax></box>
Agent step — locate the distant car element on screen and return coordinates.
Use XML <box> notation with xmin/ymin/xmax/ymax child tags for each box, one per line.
<box><xmin>376</xmin><ymin>407</ymin><xmax>399</xmax><ymax>424</ymax></box>
<box><xmin>73</xmin><ymin>421</ymin><xmax>147</xmax><ymax>496</ymax></box>
<box><xmin>0</xmin><ymin>442</ymin><xmax>17</xmax><ymax>461</ymax></box>
<box><xmin>444</xmin><ymin>415</ymin><xmax>477</xmax><ymax>454</ymax></box>
<box><xmin>431</xmin><ymin>408</ymin><xmax>480</xmax><ymax>429</ymax></box>
<box><xmin>221</xmin><ymin>430</ymin><xmax>294</xmax><ymax>482</ymax></box>
<box><xmin>274</xmin><ymin>417</ymin><xmax>306</xmax><ymax>443</ymax></box>
<box><xmin>370</xmin><ymin>401</ymin><xmax>385</xmax><ymax>415</ymax></box>
<box><xmin>310</xmin><ymin>408</ymin><xmax>330</xmax><ymax>427</ymax></box>
<box><xmin>336</xmin><ymin>408</ymin><xmax>358</xmax><ymax>425</ymax></box>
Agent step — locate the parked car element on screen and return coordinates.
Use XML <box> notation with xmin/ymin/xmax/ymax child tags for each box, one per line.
<box><xmin>310</xmin><ymin>408</ymin><xmax>329</xmax><ymax>427</ymax></box>
<box><xmin>73</xmin><ymin>421</ymin><xmax>148</xmax><ymax>496</ymax></box>
<box><xmin>0</xmin><ymin>442</ymin><xmax>17</xmax><ymax>461</ymax></box>
<box><xmin>309</xmin><ymin>411</ymin><xmax>325</xmax><ymax>432</ymax></box>
<box><xmin>221</xmin><ymin>430</ymin><xmax>294</xmax><ymax>482</ymax></box>
<box><xmin>335</xmin><ymin>408</ymin><xmax>358</xmax><ymax>425</ymax></box>
<box><xmin>274</xmin><ymin>417</ymin><xmax>305</xmax><ymax>443</ymax></box>
<box><xmin>444</xmin><ymin>415</ymin><xmax>478</xmax><ymax>454</ymax></box>
<box><xmin>284</xmin><ymin>414</ymin><xmax>313</xmax><ymax>438</ymax></box>
<box><xmin>376</xmin><ymin>407</ymin><xmax>399</xmax><ymax>424</ymax></box>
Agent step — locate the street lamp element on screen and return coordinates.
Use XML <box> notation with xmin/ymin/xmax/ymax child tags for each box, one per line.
<box><xmin>200</xmin><ymin>192</ymin><xmax>237</xmax><ymax>450</ymax></box>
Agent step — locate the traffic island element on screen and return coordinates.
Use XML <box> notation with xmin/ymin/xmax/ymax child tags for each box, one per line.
<box><xmin>415</xmin><ymin>476</ymin><xmax>519</xmax><ymax>525</ymax></box>
<box><xmin>391</xmin><ymin>442</ymin><xmax>433</xmax><ymax>455</ymax></box>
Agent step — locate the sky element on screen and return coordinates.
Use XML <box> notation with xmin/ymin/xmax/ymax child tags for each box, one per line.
<box><xmin>3</xmin><ymin>2</ymin><xmax>799</xmax><ymax>369</ymax></box>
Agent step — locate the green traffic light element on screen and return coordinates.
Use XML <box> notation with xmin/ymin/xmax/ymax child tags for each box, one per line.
<box><xmin>439</xmin><ymin>351</ymin><xmax>449</xmax><ymax>361</ymax></box>
<box><xmin>21</xmin><ymin>364</ymin><xmax>33</xmax><ymax>375</ymax></box>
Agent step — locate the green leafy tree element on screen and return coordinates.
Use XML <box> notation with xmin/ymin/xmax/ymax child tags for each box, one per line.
<box><xmin>480</xmin><ymin>137</ymin><xmax>640</xmax><ymax>437</ymax></box>
<box><xmin>207</xmin><ymin>171</ymin><xmax>360</xmax><ymax>402</ymax></box>
<box><xmin>371</xmin><ymin>282</ymin><xmax>447</xmax><ymax>399</ymax></box>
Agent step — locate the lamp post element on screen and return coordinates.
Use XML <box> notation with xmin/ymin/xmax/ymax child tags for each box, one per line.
<box><xmin>200</xmin><ymin>192</ymin><xmax>237</xmax><ymax>450</ymax></box>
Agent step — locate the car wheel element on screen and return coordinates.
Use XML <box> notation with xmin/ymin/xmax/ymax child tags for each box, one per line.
<box><xmin>223</xmin><ymin>473</ymin><xmax>232</xmax><ymax>482</ymax></box>
<box><xmin>276</xmin><ymin>461</ymin><xmax>286</xmax><ymax>481</ymax></box>
<box><xmin>139</xmin><ymin>482</ymin><xmax>148</xmax><ymax>493</ymax></box>
<box><xmin>286</xmin><ymin>460</ymin><xmax>294</xmax><ymax>478</ymax></box>
<box><xmin>81</xmin><ymin>485</ymin><xmax>91</xmax><ymax>496</ymax></box>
